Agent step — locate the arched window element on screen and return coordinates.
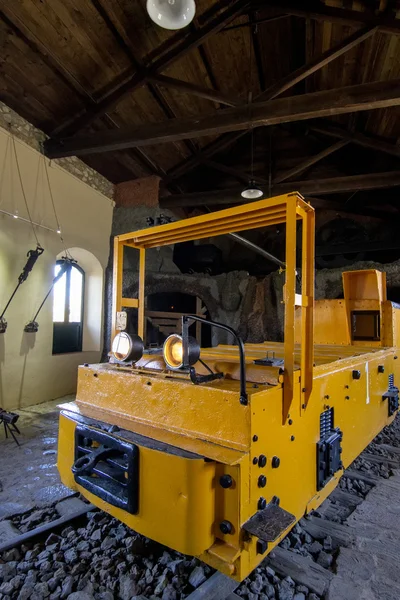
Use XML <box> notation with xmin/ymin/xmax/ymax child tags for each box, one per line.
<box><xmin>52</xmin><ymin>260</ymin><xmax>85</xmax><ymax>354</ymax></box>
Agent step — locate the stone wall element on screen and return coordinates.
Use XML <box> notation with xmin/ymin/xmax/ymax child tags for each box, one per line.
<box><xmin>0</xmin><ymin>102</ymin><xmax>114</xmax><ymax>199</ymax></box>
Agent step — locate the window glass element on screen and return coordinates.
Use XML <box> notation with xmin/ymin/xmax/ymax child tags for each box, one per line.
<box><xmin>53</xmin><ymin>264</ymin><xmax>66</xmax><ymax>322</ymax></box>
<box><xmin>69</xmin><ymin>266</ymin><xmax>83</xmax><ymax>323</ymax></box>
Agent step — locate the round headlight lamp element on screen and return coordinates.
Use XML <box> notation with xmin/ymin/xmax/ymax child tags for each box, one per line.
<box><xmin>111</xmin><ymin>332</ymin><xmax>144</xmax><ymax>363</ymax></box>
<box><xmin>163</xmin><ymin>334</ymin><xmax>200</xmax><ymax>370</ymax></box>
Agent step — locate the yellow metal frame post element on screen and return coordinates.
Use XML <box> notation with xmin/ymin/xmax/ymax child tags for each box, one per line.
<box><xmin>283</xmin><ymin>200</ymin><xmax>297</xmax><ymax>423</ymax></box>
<box><xmin>112</xmin><ymin>238</ymin><xmax>143</xmax><ymax>342</ymax></box>
<box><xmin>112</xmin><ymin>237</ymin><xmax>124</xmax><ymax>340</ymax></box>
<box><xmin>300</xmin><ymin>205</ymin><xmax>315</xmax><ymax>412</ymax></box>
<box><xmin>138</xmin><ymin>248</ymin><xmax>146</xmax><ymax>339</ymax></box>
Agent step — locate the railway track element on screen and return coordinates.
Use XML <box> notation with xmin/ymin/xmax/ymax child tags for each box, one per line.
<box><xmin>1</xmin><ymin>416</ymin><xmax>399</xmax><ymax>600</ymax></box>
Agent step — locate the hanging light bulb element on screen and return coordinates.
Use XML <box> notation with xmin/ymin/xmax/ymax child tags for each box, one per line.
<box><xmin>57</xmin><ymin>228</ymin><xmax>61</xmax><ymax>234</ymax></box>
<box><xmin>146</xmin><ymin>0</ymin><xmax>195</xmax><ymax>30</ymax></box>
<box><xmin>13</xmin><ymin>210</ymin><xmax>19</xmax><ymax>219</ymax></box>
<box><xmin>241</xmin><ymin>180</ymin><xmax>263</xmax><ymax>200</ymax></box>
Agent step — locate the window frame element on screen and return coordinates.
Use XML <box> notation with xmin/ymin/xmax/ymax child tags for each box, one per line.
<box><xmin>52</xmin><ymin>259</ymin><xmax>85</xmax><ymax>354</ymax></box>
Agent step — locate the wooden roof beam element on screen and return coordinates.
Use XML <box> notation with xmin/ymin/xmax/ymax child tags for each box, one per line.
<box><xmin>45</xmin><ymin>79</ymin><xmax>400</xmax><ymax>157</ymax></box>
<box><xmin>274</xmin><ymin>140</ymin><xmax>349</xmax><ymax>183</ymax></box>
<box><xmin>309</xmin><ymin>123</ymin><xmax>400</xmax><ymax>159</ymax></box>
<box><xmin>258</xmin><ymin>1</ymin><xmax>400</xmax><ymax>34</ymax></box>
<box><xmin>146</xmin><ymin>74</ymin><xmax>243</xmax><ymax>107</ymax></box>
<box><xmin>165</xmin><ymin>24</ymin><xmax>378</xmax><ymax>182</ymax></box>
<box><xmin>52</xmin><ymin>0</ymin><xmax>250</xmax><ymax>138</ymax></box>
<box><xmin>159</xmin><ymin>171</ymin><xmax>400</xmax><ymax>208</ymax></box>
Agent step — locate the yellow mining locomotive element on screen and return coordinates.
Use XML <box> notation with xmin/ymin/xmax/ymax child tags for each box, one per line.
<box><xmin>57</xmin><ymin>193</ymin><xmax>400</xmax><ymax>581</ymax></box>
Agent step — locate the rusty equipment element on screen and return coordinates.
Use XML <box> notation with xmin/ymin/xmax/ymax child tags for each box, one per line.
<box><xmin>57</xmin><ymin>192</ymin><xmax>399</xmax><ymax>581</ymax></box>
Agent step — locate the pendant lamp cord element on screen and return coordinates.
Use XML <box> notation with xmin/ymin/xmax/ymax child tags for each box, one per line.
<box><xmin>249</xmin><ymin>19</ymin><xmax>254</xmax><ymax>182</ymax></box>
<box><xmin>10</xmin><ymin>131</ymin><xmax>41</xmax><ymax>248</ymax></box>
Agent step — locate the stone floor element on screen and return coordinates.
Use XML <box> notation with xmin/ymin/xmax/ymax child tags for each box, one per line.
<box><xmin>0</xmin><ymin>396</ymin><xmax>74</xmax><ymax>519</ymax></box>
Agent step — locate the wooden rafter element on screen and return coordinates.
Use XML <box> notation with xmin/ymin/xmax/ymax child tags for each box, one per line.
<box><xmin>146</xmin><ymin>74</ymin><xmax>242</xmax><ymax>107</ymax></box>
<box><xmin>274</xmin><ymin>140</ymin><xmax>349</xmax><ymax>183</ymax></box>
<box><xmin>165</xmin><ymin>24</ymin><xmax>379</xmax><ymax>182</ymax></box>
<box><xmin>44</xmin><ymin>80</ymin><xmax>400</xmax><ymax>157</ymax></box>
<box><xmin>85</xmin><ymin>0</ymin><xmax>197</xmax><ymax>160</ymax></box>
<box><xmin>159</xmin><ymin>171</ymin><xmax>400</xmax><ymax>208</ymax></box>
<box><xmin>258</xmin><ymin>1</ymin><xmax>400</xmax><ymax>34</ymax></box>
<box><xmin>310</xmin><ymin>123</ymin><xmax>400</xmax><ymax>159</ymax></box>
<box><xmin>52</xmin><ymin>0</ymin><xmax>250</xmax><ymax>138</ymax></box>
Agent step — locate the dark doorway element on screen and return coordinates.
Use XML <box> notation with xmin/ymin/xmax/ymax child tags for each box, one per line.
<box><xmin>146</xmin><ymin>292</ymin><xmax>211</xmax><ymax>347</ymax></box>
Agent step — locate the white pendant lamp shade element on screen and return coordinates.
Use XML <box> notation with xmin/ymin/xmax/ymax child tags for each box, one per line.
<box><xmin>146</xmin><ymin>0</ymin><xmax>196</xmax><ymax>30</ymax></box>
<box><xmin>241</xmin><ymin>181</ymin><xmax>263</xmax><ymax>200</ymax></box>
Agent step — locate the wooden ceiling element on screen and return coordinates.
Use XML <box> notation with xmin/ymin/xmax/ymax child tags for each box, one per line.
<box><xmin>1</xmin><ymin>0</ymin><xmax>400</xmax><ymax>217</ymax></box>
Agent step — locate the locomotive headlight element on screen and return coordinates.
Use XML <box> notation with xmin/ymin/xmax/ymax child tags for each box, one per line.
<box><xmin>111</xmin><ymin>332</ymin><xmax>144</xmax><ymax>363</ymax></box>
<box><xmin>163</xmin><ymin>334</ymin><xmax>200</xmax><ymax>370</ymax></box>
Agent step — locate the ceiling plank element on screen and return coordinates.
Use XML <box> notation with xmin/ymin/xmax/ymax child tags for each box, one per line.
<box><xmin>52</xmin><ymin>0</ymin><xmax>250</xmax><ymax>138</ymax></box>
<box><xmin>146</xmin><ymin>74</ymin><xmax>242</xmax><ymax>107</ymax></box>
<box><xmin>159</xmin><ymin>171</ymin><xmax>400</xmax><ymax>208</ymax></box>
<box><xmin>45</xmin><ymin>79</ymin><xmax>400</xmax><ymax>157</ymax></box>
<box><xmin>274</xmin><ymin>139</ymin><xmax>349</xmax><ymax>183</ymax></box>
<box><xmin>259</xmin><ymin>1</ymin><xmax>400</xmax><ymax>34</ymax></box>
<box><xmin>165</xmin><ymin>24</ymin><xmax>379</xmax><ymax>182</ymax></box>
<box><xmin>309</xmin><ymin>123</ymin><xmax>400</xmax><ymax>159</ymax></box>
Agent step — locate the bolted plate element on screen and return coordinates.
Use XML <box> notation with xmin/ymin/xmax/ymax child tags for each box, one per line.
<box><xmin>242</xmin><ymin>503</ymin><xmax>296</xmax><ymax>542</ymax></box>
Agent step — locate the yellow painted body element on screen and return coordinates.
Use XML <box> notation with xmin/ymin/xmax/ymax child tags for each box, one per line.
<box><xmin>57</xmin><ymin>194</ymin><xmax>400</xmax><ymax>581</ymax></box>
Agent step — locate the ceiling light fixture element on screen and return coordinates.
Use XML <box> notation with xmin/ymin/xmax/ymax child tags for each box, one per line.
<box><xmin>146</xmin><ymin>0</ymin><xmax>196</xmax><ymax>30</ymax></box>
<box><xmin>241</xmin><ymin>180</ymin><xmax>263</xmax><ymax>199</ymax></box>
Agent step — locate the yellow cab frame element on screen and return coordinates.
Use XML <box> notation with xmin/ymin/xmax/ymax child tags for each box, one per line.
<box><xmin>57</xmin><ymin>192</ymin><xmax>399</xmax><ymax>581</ymax></box>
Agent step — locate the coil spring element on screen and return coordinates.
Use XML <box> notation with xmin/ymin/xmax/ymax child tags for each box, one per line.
<box><xmin>389</xmin><ymin>373</ymin><xmax>394</xmax><ymax>389</ymax></box>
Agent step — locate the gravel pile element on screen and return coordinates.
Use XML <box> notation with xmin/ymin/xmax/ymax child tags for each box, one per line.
<box><xmin>0</xmin><ymin>510</ymin><xmax>213</xmax><ymax>600</ymax></box>
<box><xmin>236</xmin><ymin>565</ymin><xmax>321</xmax><ymax>600</ymax></box>
<box><xmin>374</xmin><ymin>414</ymin><xmax>400</xmax><ymax>447</ymax></box>
<box><xmin>0</xmin><ymin>510</ymin><xmax>331</xmax><ymax>600</ymax></box>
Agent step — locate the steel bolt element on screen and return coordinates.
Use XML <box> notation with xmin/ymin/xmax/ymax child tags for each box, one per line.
<box><xmin>219</xmin><ymin>475</ymin><xmax>233</xmax><ymax>489</ymax></box>
<box><xmin>219</xmin><ymin>520</ymin><xmax>233</xmax><ymax>535</ymax></box>
<box><xmin>258</xmin><ymin>455</ymin><xmax>267</xmax><ymax>468</ymax></box>
<box><xmin>258</xmin><ymin>475</ymin><xmax>267</xmax><ymax>488</ymax></box>
<box><xmin>291</xmin><ymin>435</ymin><xmax>295</xmax><ymax>441</ymax></box>
<box><xmin>352</xmin><ymin>370</ymin><xmax>361</xmax><ymax>380</ymax></box>
<box><xmin>288</xmin><ymin>419</ymin><xmax>293</xmax><ymax>425</ymax></box>
<box><xmin>378</xmin><ymin>365</ymin><xmax>385</xmax><ymax>373</ymax></box>
<box><xmin>253</xmin><ymin>457</ymin><xmax>258</xmax><ymax>465</ymax></box>
<box><xmin>272</xmin><ymin>456</ymin><xmax>280</xmax><ymax>468</ymax></box>
<box><xmin>258</xmin><ymin>497</ymin><xmax>267</xmax><ymax>510</ymax></box>
<box><xmin>253</xmin><ymin>435</ymin><xmax>258</xmax><ymax>442</ymax></box>
<box><xmin>345</xmin><ymin>396</ymin><xmax>350</xmax><ymax>400</ymax></box>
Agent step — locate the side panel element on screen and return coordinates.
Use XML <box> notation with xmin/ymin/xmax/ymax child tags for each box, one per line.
<box><xmin>58</xmin><ymin>413</ymin><xmax>216</xmax><ymax>556</ymax></box>
<box><xmin>235</xmin><ymin>350</ymin><xmax>398</xmax><ymax>580</ymax></box>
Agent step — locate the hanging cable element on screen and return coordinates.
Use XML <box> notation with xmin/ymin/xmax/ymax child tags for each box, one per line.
<box><xmin>10</xmin><ymin>132</ymin><xmax>41</xmax><ymax>248</ymax></box>
<box><xmin>24</xmin><ymin>258</ymin><xmax>75</xmax><ymax>333</ymax></box>
<box><xmin>0</xmin><ymin>134</ymin><xmax>11</xmax><ymax>210</ymax></box>
<box><xmin>0</xmin><ymin>246</ymin><xmax>45</xmax><ymax>333</ymax></box>
<box><xmin>41</xmin><ymin>147</ymin><xmax>71</xmax><ymax>259</ymax></box>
